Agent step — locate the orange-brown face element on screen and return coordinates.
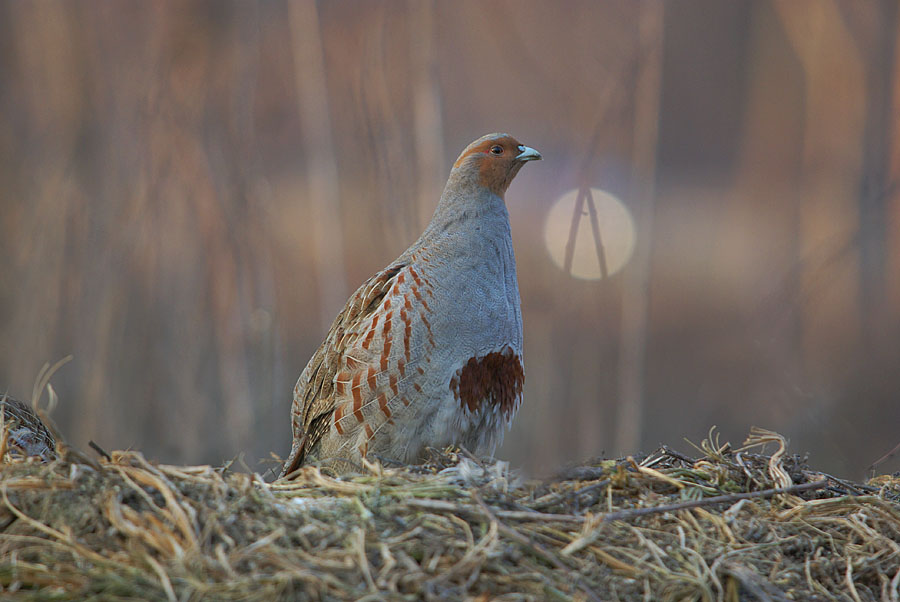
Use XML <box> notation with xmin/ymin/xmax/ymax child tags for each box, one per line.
<box><xmin>453</xmin><ymin>134</ymin><xmax>542</xmax><ymax>196</ymax></box>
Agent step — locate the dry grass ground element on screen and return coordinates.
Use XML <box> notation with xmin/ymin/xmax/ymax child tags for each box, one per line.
<box><xmin>1</xmin><ymin>424</ymin><xmax>899</xmax><ymax>601</ymax></box>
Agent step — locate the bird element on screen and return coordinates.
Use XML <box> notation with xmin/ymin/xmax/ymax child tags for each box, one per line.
<box><xmin>281</xmin><ymin>133</ymin><xmax>541</xmax><ymax>477</ymax></box>
<box><xmin>1</xmin><ymin>394</ymin><xmax>57</xmax><ymax>461</ymax></box>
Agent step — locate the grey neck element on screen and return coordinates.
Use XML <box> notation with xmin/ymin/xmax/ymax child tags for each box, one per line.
<box><xmin>418</xmin><ymin>173</ymin><xmax>509</xmax><ymax>242</ymax></box>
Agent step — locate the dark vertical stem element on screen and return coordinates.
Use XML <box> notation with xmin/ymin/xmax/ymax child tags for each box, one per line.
<box><xmin>857</xmin><ymin>1</ymin><xmax>897</xmax><ymax>347</ymax></box>
<box><xmin>563</xmin><ymin>188</ymin><xmax>587</xmax><ymax>276</ymax></box>
<box><xmin>584</xmin><ymin>188</ymin><xmax>609</xmax><ymax>280</ymax></box>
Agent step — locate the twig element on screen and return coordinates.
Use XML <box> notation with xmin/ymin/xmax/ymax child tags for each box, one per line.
<box><xmin>803</xmin><ymin>470</ymin><xmax>876</xmax><ymax>496</ymax></box>
<box><xmin>406</xmin><ymin>497</ymin><xmax>582</xmax><ymax>524</ymax></box>
<box><xmin>562</xmin><ymin>480</ymin><xmax>829</xmax><ymax>557</ymax></box>
<box><xmin>583</xmin><ymin>187</ymin><xmax>609</xmax><ymax>279</ymax></box>
<box><xmin>89</xmin><ymin>440</ymin><xmax>112</xmax><ymax>462</ymax></box>
<box><xmin>661</xmin><ymin>445</ymin><xmax>698</xmax><ymax>466</ymax></box>
<box><xmin>600</xmin><ymin>479</ymin><xmax>828</xmax><ymax>523</ymax></box>
<box><xmin>563</xmin><ymin>187</ymin><xmax>587</xmax><ymax>276</ymax></box>
<box><xmin>567</xmin><ymin>479</ymin><xmax>611</xmax><ymax>505</ymax></box>
<box><xmin>870</xmin><ymin>440</ymin><xmax>900</xmax><ymax>474</ymax></box>
<box><xmin>456</xmin><ymin>445</ymin><xmax>487</xmax><ymax>470</ymax></box>
<box><xmin>722</xmin><ymin>563</ymin><xmax>793</xmax><ymax>602</ymax></box>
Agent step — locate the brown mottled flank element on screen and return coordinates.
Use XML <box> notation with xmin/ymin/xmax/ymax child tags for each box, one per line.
<box><xmin>450</xmin><ymin>347</ymin><xmax>524</xmax><ymax>419</ymax></box>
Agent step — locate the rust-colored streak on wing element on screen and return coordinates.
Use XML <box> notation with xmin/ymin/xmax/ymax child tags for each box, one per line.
<box><xmin>420</xmin><ymin>311</ymin><xmax>434</xmax><ymax>344</ymax></box>
<box><xmin>401</xmin><ymin>308</ymin><xmax>412</xmax><ymax>363</ymax></box>
<box><xmin>378</xmin><ymin>393</ymin><xmax>391</xmax><ymax>418</ymax></box>
<box><xmin>351</xmin><ymin>371</ymin><xmax>364</xmax><ymax>421</ymax></box>
<box><xmin>412</xmin><ymin>286</ymin><xmax>431</xmax><ymax>313</ymax></box>
<box><xmin>389</xmin><ymin>373</ymin><xmax>398</xmax><ymax>396</ymax></box>
<box><xmin>361</xmin><ymin>314</ymin><xmax>379</xmax><ymax>350</ymax></box>
<box><xmin>409</xmin><ymin>267</ymin><xmax>422</xmax><ymax>288</ymax></box>
<box><xmin>333</xmin><ymin>404</ymin><xmax>346</xmax><ymax>435</ymax></box>
<box><xmin>381</xmin><ymin>340</ymin><xmax>392</xmax><ymax>371</ymax></box>
<box><xmin>450</xmin><ymin>347</ymin><xmax>524</xmax><ymax>419</ymax></box>
<box><xmin>351</xmin><ymin>371</ymin><xmax>363</xmax><ymax>397</ymax></box>
<box><xmin>335</xmin><ymin>370</ymin><xmax>350</xmax><ymax>396</ymax></box>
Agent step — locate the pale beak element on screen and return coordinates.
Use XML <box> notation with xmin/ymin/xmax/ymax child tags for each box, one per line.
<box><xmin>515</xmin><ymin>145</ymin><xmax>542</xmax><ymax>162</ymax></box>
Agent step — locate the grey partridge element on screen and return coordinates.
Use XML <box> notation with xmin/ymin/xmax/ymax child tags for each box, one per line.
<box><xmin>281</xmin><ymin>133</ymin><xmax>541</xmax><ymax>476</ymax></box>
<box><xmin>1</xmin><ymin>394</ymin><xmax>57</xmax><ymax>461</ymax></box>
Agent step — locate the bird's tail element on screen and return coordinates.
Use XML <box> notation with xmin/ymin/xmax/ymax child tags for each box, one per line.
<box><xmin>278</xmin><ymin>433</ymin><xmax>306</xmax><ymax>480</ymax></box>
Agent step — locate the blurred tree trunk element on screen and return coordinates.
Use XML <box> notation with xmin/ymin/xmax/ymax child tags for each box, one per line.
<box><xmin>288</xmin><ymin>0</ymin><xmax>348</xmax><ymax>331</ymax></box>
<box><xmin>409</xmin><ymin>0</ymin><xmax>445</xmax><ymax>231</ymax></box>
<box><xmin>849</xmin><ymin>1</ymin><xmax>898</xmax><ymax>344</ymax></box>
<box><xmin>774</xmin><ymin>0</ymin><xmax>865</xmax><ymax>384</ymax></box>
<box><xmin>615</xmin><ymin>0</ymin><xmax>664</xmax><ymax>456</ymax></box>
<box><xmin>889</xmin><ymin>8</ymin><xmax>900</xmax><ymax>319</ymax></box>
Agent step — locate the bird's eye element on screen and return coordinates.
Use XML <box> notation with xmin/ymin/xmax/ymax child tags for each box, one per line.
<box><xmin>490</xmin><ymin>145</ymin><xmax>503</xmax><ymax>155</ymax></box>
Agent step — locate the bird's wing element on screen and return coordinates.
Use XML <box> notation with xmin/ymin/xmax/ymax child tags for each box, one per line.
<box><xmin>282</xmin><ymin>260</ymin><xmax>437</xmax><ymax>475</ymax></box>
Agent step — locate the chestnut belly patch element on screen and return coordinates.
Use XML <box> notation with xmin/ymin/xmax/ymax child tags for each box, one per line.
<box><xmin>450</xmin><ymin>347</ymin><xmax>524</xmax><ymax>418</ymax></box>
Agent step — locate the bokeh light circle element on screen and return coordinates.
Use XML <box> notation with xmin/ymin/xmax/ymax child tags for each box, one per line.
<box><xmin>543</xmin><ymin>187</ymin><xmax>636</xmax><ymax>280</ymax></box>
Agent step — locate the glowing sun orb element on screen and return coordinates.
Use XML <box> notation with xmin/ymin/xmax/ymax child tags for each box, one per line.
<box><xmin>543</xmin><ymin>187</ymin><xmax>636</xmax><ymax>280</ymax></box>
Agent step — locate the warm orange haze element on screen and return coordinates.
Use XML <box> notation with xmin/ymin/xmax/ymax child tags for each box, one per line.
<box><xmin>1</xmin><ymin>1</ymin><xmax>899</xmax><ymax>480</ymax></box>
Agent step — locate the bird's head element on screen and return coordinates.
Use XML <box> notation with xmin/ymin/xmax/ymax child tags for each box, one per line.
<box><xmin>450</xmin><ymin>133</ymin><xmax>542</xmax><ymax>197</ymax></box>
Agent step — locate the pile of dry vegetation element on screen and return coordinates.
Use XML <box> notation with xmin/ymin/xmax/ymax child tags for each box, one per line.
<box><xmin>1</xmin><ymin>424</ymin><xmax>899</xmax><ymax>601</ymax></box>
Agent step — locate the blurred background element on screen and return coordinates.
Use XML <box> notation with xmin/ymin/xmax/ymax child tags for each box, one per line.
<box><xmin>1</xmin><ymin>0</ymin><xmax>898</xmax><ymax>480</ymax></box>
